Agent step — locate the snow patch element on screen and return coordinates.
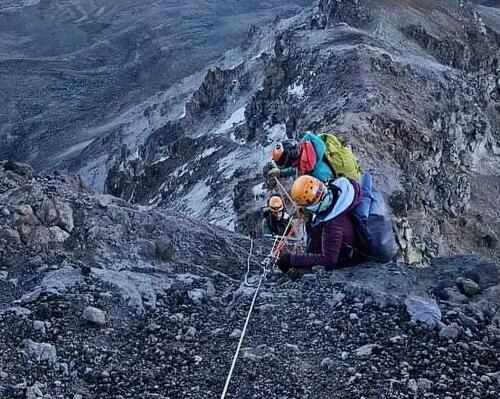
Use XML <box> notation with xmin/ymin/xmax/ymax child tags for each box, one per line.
<box><xmin>213</xmin><ymin>106</ymin><xmax>246</xmax><ymax>135</ymax></box>
<box><xmin>288</xmin><ymin>82</ymin><xmax>305</xmax><ymax>99</ymax></box>
<box><xmin>195</xmin><ymin>146</ymin><xmax>222</xmax><ymax>161</ymax></box>
<box><xmin>183</xmin><ymin>180</ymin><xmax>211</xmax><ymax>216</ymax></box>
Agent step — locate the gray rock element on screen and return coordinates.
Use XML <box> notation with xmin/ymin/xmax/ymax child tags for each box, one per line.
<box><xmin>25</xmin><ymin>383</ymin><xmax>44</xmax><ymax>399</ymax></box>
<box><xmin>0</xmin><ymin>228</ymin><xmax>21</xmax><ymax>243</ymax></box>
<box><xmin>404</xmin><ymin>295</ymin><xmax>441</xmax><ymax>326</ymax></box>
<box><xmin>230</xmin><ymin>329</ymin><xmax>242</xmax><ymax>340</ymax></box>
<box><xmin>320</xmin><ymin>357</ymin><xmax>334</xmax><ymax>369</ymax></box>
<box><xmin>82</xmin><ymin>307</ymin><xmax>106</xmax><ymax>326</ymax></box>
<box><xmin>20</xmin><ymin>289</ymin><xmax>42</xmax><ymax>305</ymax></box>
<box><xmin>354</xmin><ymin>344</ymin><xmax>380</xmax><ymax>357</ymax></box>
<box><xmin>73</xmin><ymin>394</ymin><xmax>83</xmax><ymax>399</ymax></box>
<box><xmin>23</xmin><ymin>340</ymin><xmax>57</xmax><ymax>365</ymax></box>
<box><xmin>48</xmin><ymin>226</ymin><xmax>70</xmax><ymax>243</ymax></box>
<box><xmin>349</xmin><ymin>313</ymin><xmax>359</xmax><ymax>321</ymax></box>
<box><xmin>188</xmin><ymin>289</ymin><xmax>206</xmax><ymax>305</ymax></box>
<box><xmin>3</xmin><ymin>161</ymin><xmax>34</xmax><ymax>178</ymax></box>
<box><xmin>0</xmin><ymin>270</ymin><xmax>8</xmax><ymax>281</ymax></box>
<box><xmin>146</xmin><ymin>323</ymin><xmax>161</xmax><ymax>332</ymax></box>
<box><xmin>0</xmin><ymin>371</ymin><xmax>8</xmax><ymax>379</ymax></box>
<box><xmin>204</xmin><ymin>280</ymin><xmax>216</xmax><ymax>298</ymax></box>
<box><xmin>327</xmin><ymin>291</ymin><xmax>345</xmax><ymax>307</ymax></box>
<box><xmin>408</xmin><ymin>379</ymin><xmax>418</xmax><ymax>392</ymax></box>
<box><xmin>459</xmin><ymin>314</ymin><xmax>478</xmax><ymax>330</ymax></box>
<box><xmin>456</xmin><ymin>277</ymin><xmax>481</xmax><ymax>297</ymax></box>
<box><xmin>418</xmin><ymin>378</ymin><xmax>432</xmax><ymax>392</ymax></box>
<box><xmin>33</xmin><ymin>320</ymin><xmax>46</xmax><ymax>335</ymax></box>
<box><xmin>439</xmin><ymin>322</ymin><xmax>461</xmax><ymax>340</ymax></box>
<box><xmin>1</xmin><ymin>306</ymin><xmax>32</xmax><ymax>316</ymax></box>
<box><xmin>155</xmin><ymin>236</ymin><xmax>175</xmax><ymax>261</ymax></box>
<box><xmin>38</xmin><ymin>199</ymin><xmax>74</xmax><ymax>232</ymax></box>
<box><xmin>186</xmin><ymin>326</ymin><xmax>197</xmax><ymax>337</ymax></box>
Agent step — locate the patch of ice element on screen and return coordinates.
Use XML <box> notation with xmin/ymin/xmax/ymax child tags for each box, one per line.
<box><xmin>183</xmin><ymin>180</ymin><xmax>210</xmax><ymax>216</ymax></box>
<box><xmin>288</xmin><ymin>82</ymin><xmax>305</xmax><ymax>99</ymax></box>
<box><xmin>213</xmin><ymin>106</ymin><xmax>246</xmax><ymax>135</ymax></box>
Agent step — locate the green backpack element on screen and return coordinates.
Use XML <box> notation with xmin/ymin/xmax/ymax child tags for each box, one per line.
<box><xmin>320</xmin><ymin>133</ymin><xmax>362</xmax><ymax>182</ymax></box>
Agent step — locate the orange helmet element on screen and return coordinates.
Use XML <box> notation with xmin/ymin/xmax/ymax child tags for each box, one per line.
<box><xmin>268</xmin><ymin>195</ymin><xmax>284</xmax><ymax>213</ymax></box>
<box><xmin>272</xmin><ymin>143</ymin><xmax>284</xmax><ymax>163</ymax></box>
<box><xmin>291</xmin><ymin>175</ymin><xmax>326</xmax><ymax>206</ymax></box>
<box><xmin>272</xmin><ymin>140</ymin><xmax>300</xmax><ymax>167</ymax></box>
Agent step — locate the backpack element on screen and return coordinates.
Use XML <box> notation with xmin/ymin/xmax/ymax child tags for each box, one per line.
<box><xmin>352</xmin><ymin>172</ymin><xmax>397</xmax><ymax>263</ymax></box>
<box><xmin>319</xmin><ymin>133</ymin><xmax>362</xmax><ymax>182</ymax></box>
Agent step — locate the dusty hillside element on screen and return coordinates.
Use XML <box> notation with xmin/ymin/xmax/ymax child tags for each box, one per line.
<box><xmin>0</xmin><ymin>162</ymin><xmax>499</xmax><ymax>398</ymax></box>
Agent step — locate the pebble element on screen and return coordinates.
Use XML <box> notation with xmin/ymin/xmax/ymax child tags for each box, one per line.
<box><xmin>439</xmin><ymin>322</ymin><xmax>461</xmax><ymax>340</ymax></box>
<box><xmin>186</xmin><ymin>327</ymin><xmax>197</xmax><ymax>337</ymax></box>
<box><xmin>456</xmin><ymin>277</ymin><xmax>480</xmax><ymax>297</ymax></box>
<box><xmin>146</xmin><ymin>323</ymin><xmax>161</xmax><ymax>332</ymax></box>
<box><xmin>320</xmin><ymin>357</ymin><xmax>334</xmax><ymax>369</ymax></box>
<box><xmin>349</xmin><ymin>313</ymin><xmax>359</xmax><ymax>321</ymax></box>
<box><xmin>188</xmin><ymin>289</ymin><xmax>206</xmax><ymax>305</ymax></box>
<box><xmin>82</xmin><ymin>307</ymin><xmax>106</xmax><ymax>326</ymax></box>
<box><xmin>418</xmin><ymin>378</ymin><xmax>432</xmax><ymax>392</ymax></box>
<box><xmin>229</xmin><ymin>329</ymin><xmax>242</xmax><ymax>340</ymax></box>
<box><xmin>354</xmin><ymin>344</ymin><xmax>380</xmax><ymax>357</ymax></box>
<box><xmin>33</xmin><ymin>320</ymin><xmax>46</xmax><ymax>334</ymax></box>
<box><xmin>23</xmin><ymin>339</ymin><xmax>57</xmax><ymax>365</ymax></box>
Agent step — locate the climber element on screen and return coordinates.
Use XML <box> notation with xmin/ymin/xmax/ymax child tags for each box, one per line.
<box><xmin>266</xmin><ymin>131</ymin><xmax>361</xmax><ymax>187</ymax></box>
<box><xmin>267</xmin><ymin>133</ymin><xmax>333</xmax><ymax>185</ymax></box>
<box><xmin>261</xmin><ymin>195</ymin><xmax>293</xmax><ymax>237</ymax></box>
<box><xmin>276</xmin><ymin>175</ymin><xmax>364</xmax><ymax>274</ymax></box>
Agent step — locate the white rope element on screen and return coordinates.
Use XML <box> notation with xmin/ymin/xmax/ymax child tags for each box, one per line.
<box><xmin>244</xmin><ymin>238</ymin><xmax>255</xmax><ymax>287</ymax></box>
<box><xmin>220</xmin><ymin>266</ymin><xmax>268</xmax><ymax>399</ymax></box>
<box><xmin>220</xmin><ymin>185</ymin><xmax>299</xmax><ymax>397</ymax></box>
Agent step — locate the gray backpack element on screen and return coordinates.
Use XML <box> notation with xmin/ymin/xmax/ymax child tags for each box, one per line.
<box><xmin>352</xmin><ymin>172</ymin><xmax>397</xmax><ymax>263</ymax></box>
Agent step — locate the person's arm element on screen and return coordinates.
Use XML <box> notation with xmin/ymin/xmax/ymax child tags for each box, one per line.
<box><xmin>279</xmin><ymin>167</ymin><xmax>297</xmax><ymax>177</ymax></box>
<box><xmin>290</xmin><ymin>219</ymin><xmax>343</xmax><ymax>269</ymax></box>
<box><xmin>261</xmin><ymin>218</ymin><xmax>272</xmax><ymax>236</ymax></box>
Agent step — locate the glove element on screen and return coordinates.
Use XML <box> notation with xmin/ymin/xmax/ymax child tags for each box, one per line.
<box><xmin>267</xmin><ymin>168</ymin><xmax>281</xmax><ymax>179</ymax></box>
<box><xmin>276</xmin><ymin>252</ymin><xmax>292</xmax><ymax>274</ymax></box>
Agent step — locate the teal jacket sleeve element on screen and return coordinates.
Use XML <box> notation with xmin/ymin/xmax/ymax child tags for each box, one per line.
<box><xmin>280</xmin><ymin>167</ymin><xmax>297</xmax><ymax>177</ymax></box>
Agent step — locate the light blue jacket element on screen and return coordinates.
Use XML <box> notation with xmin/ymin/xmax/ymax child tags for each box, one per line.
<box><xmin>281</xmin><ymin>132</ymin><xmax>334</xmax><ymax>182</ymax></box>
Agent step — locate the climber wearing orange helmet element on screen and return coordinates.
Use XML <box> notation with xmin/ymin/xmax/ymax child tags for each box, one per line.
<box><xmin>261</xmin><ymin>195</ymin><xmax>292</xmax><ymax>237</ymax></box>
<box><xmin>276</xmin><ymin>175</ymin><xmax>364</xmax><ymax>273</ymax></box>
<box><xmin>267</xmin><ymin>133</ymin><xmax>335</xmax><ymax>186</ymax></box>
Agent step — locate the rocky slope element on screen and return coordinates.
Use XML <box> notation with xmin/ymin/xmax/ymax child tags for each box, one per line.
<box><xmin>100</xmin><ymin>0</ymin><xmax>500</xmax><ymax>267</ymax></box>
<box><xmin>0</xmin><ymin>0</ymin><xmax>314</xmax><ymax>169</ymax></box>
<box><xmin>0</xmin><ymin>163</ymin><xmax>499</xmax><ymax>398</ymax></box>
